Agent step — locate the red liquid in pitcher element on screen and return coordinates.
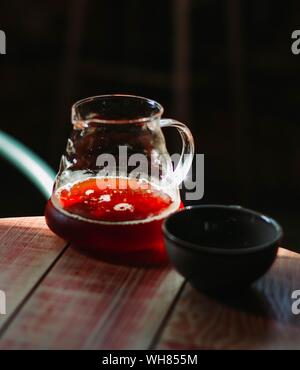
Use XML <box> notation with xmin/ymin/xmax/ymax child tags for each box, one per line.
<box><xmin>45</xmin><ymin>177</ymin><xmax>180</xmax><ymax>266</ymax></box>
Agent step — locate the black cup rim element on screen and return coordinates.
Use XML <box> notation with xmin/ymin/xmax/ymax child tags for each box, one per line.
<box><xmin>163</xmin><ymin>205</ymin><xmax>283</xmax><ymax>255</ymax></box>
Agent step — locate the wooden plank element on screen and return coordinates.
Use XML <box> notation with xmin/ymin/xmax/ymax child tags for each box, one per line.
<box><xmin>157</xmin><ymin>248</ymin><xmax>300</xmax><ymax>350</ymax></box>
<box><xmin>0</xmin><ymin>217</ymin><xmax>68</xmax><ymax>332</ymax></box>
<box><xmin>0</xmin><ymin>245</ymin><xmax>184</xmax><ymax>349</ymax></box>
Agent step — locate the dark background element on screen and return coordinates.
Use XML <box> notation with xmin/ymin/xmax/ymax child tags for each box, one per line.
<box><xmin>0</xmin><ymin>0</ymin><xmax>300</xmax><ymax>247</ymax></box>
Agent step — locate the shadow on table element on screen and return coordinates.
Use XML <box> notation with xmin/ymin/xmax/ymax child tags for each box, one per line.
<box><xmin>187</xmin><ymin>254</ymin><xmax>300</xmax><ymax>325</ymax></box>
<box><xmin>72</xmin><ymin>243</ymin><xmax>170</xmax><ymax>269</ymax></box>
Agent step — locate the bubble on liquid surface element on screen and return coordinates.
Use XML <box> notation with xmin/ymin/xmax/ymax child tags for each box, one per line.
<box><xmin>113</xmin><ymin>203</ymin><xmax>134</xmax><ymax>212</ymax></box>
<box><xmin>99</xmin><ymin>194</ymin><xmax>111</xmax><ymax>202</ymax></box>
<box><xmin>85</xmin><ymin>189</ymin><xmax>94</xmax><ymax>196</ymax></box>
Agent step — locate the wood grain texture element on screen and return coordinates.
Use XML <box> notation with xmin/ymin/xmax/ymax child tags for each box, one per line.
<box><xmin>0</xmin><ymin>245</ymin><xmax>183</xmax><ymax>349</ymax></box>
<box><xmin>0</xmin><ymin>217</ymin><xmax>67</xmax><ymax>331</ymax></box>
<box><xmin>157</xmin><ymin>248</ymin><xmax>300</xmax><ymax>350</ymax></box>
<box><xmin>2</xmin><ymin>217</ymin><xmax>299</xmax><ymax>350</ymax></box>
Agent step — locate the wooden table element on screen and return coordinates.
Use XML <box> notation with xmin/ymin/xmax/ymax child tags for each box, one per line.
<box><xmin>0</xmin><ymin>216</ymin><xmax>300</xmax><ymax>350</ymax></box>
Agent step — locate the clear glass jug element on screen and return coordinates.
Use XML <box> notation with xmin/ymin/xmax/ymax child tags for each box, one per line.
<box><xmin>45</xmin><ymin>95</ymin><xmax>194</xmax><ymax>265</ymax></box>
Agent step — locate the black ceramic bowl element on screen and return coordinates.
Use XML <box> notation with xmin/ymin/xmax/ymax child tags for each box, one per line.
<box><xmin>163</xmin><ymin>205</ymin><xmax>283</xmax><ymax>295</ymax></box>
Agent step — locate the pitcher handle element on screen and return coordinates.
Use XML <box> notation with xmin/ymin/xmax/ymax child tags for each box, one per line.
<box><xmin>160</xmin><ymin>119</ymin><xmax>195</xmax><ymax>186</ymax></box>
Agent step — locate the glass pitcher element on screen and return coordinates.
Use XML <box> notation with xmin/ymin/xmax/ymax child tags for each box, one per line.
<box><xmin>45</xmin><ymin>95</ymin><xmax>194</xmax><ymax>265</ymax></box>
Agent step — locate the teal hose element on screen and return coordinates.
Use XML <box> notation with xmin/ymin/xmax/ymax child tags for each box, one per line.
<box><xmin>0</xmin><ymin>130</ymin><xmax>56</xmax><ymax>199</ymax></box>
